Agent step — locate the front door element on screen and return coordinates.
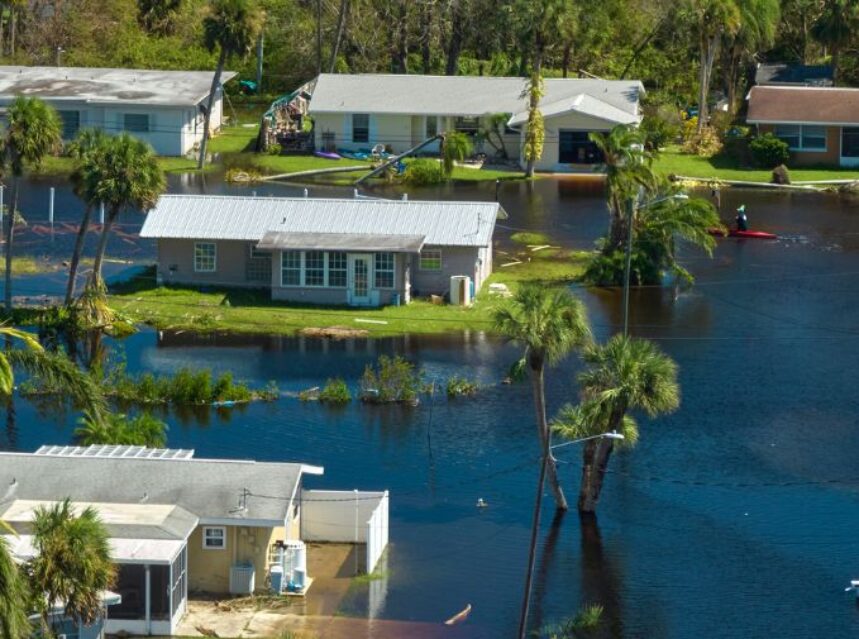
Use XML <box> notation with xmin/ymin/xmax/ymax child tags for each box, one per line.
<box><xmin>349</xmin><ymin>254</ymin><xmax>372</xmax><ymax>306</ymax></box>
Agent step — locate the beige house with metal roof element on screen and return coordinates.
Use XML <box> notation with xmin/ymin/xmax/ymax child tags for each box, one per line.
<box><xmin>307</xmin><ymin>73</ymin><xmax>644</xmax><ymax>171</ymax></box>
<box><xmin>0</xmin><ymin>66</ymin><xmax>235</xmax><ymax>156</ymax></box>
<box><xmin>0</xmin><ymin>445</ymin><xmax>389</xmax><ymax>636</ymax></box>
<box><xmin>140</xmin><ymin>194</ymin><xmax>502</xmax><ymax>306</ymax></box>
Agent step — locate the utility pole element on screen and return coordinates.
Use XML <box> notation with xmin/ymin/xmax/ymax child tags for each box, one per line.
<box><xmin>316</xmin><ymin>0</ymin><xmax>322</xmax><ymax>75</ymax></box>
<box><xmin>621</xmin><ymin>195</ymin><xmax>635</xmax><ymax>337</ymax></box>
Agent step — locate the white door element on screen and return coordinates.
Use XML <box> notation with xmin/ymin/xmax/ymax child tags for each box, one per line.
<box><xmin>349</xmin><ymin>254</ymin><xmax>372</xmax><ymax>306</ymax></box>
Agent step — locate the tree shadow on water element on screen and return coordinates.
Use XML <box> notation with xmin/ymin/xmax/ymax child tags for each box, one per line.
<box><xmin>579</xmin><ymin>513</ymin><xmax>625</xmax><ymax>638</ymax></box>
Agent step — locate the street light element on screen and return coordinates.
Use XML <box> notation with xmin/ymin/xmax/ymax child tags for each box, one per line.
<box><xmin>517</xmin><ymin>430</ymin><xmax>626</xmax><ymax>639</ymax></box>
<box><xmin>621</xmin><ymin>192</ymin><xmax>689</xmax><ymax>336</ymax></box>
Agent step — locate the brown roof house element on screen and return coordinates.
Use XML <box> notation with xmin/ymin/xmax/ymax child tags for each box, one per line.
<box><xmin>747</xmin><ymin>85</ymin><xmax>859</xmax><ymax>167</ymax></box>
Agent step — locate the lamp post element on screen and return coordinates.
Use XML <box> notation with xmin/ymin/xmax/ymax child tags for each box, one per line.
<box><xmin>517</xmin><ymin>431</ymin><xmax>625</xmax><ymax>639</ymax></box>
<box><xmin>621</xmin><ymin>193</ymin><xmax>689</xmax><ymax>336</ymax></box>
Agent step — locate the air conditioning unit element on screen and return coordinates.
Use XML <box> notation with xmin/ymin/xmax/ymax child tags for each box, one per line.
<box><xmin>229</xmin><ymin>562</ymin><xmax>256</xmax><ymax>595</ymax></box>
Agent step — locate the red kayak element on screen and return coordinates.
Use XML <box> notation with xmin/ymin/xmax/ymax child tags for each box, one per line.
<box><xmin>708</xmin><ymin>228</ymin><xmax>777</xmax><ymax>240</ymax></box>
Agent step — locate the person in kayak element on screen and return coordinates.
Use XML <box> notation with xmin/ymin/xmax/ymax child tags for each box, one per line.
<box><xmin>736</xmin><ymin>205</ymin><xmax>748</xmax><ymax>232</ymax></box>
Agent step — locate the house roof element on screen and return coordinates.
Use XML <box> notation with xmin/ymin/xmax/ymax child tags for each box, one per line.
<box><xmin>7</xmin><ymin>533</ymin><xmax>186</xmax><ymax>565</ymax></box>
<box><xmin>747</xmin><ymin>86</ymin><xmax>859</xmax><ymax>125</ymax></box>
<box><xmin>755</xmin><ymin>63</ymin><xmax>833</xmax><ymax>87</ymax></box>
<box><xmin>0</xmin><ymin>448</ymin><xmax>323</xmax><ymax>526</ymax></box>
<box><xmin>140</xmin><ymin>195</ymin><xmax>501</xmax><ymax>248</ymax></box>
<box><xmin>308</xmin><ymin>73</ymin><xmax>643</xmax><ymax>121</ymax></box>
<box><xmin>0</xmin><ymin>66</ymin><xmax>237</xmax><ymax>107</ymax></box>
<box><xmin>507</xmin><ymin>92</ymin><xmax>640</xmax><ymax>127</ymax></box>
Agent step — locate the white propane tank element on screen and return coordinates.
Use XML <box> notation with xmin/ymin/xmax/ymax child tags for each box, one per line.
<box><xmin>450</xmin><ymin>275</ymin><xmax>472</xmax><ymax>306</ymax></box>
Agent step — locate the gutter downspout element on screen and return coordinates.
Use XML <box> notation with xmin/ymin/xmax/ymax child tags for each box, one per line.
<box><xmin>145</xmin><ymin>564</ymin><xmax>151</xmax><ymax>635</ymax></box>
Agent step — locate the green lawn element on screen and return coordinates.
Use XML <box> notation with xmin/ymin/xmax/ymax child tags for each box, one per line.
<box><xmin>655</xmin><ymin>146</ymin><xmax>859</xmax><ymax>183</ymax></box>
<box><xmin>109</xmin><ymin>250</ymin><xmax>588</xmax><ymax>338</ymax></box>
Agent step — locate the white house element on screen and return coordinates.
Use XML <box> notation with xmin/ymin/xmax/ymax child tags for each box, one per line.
<box><xmin>0</xmin><ymin>66</ymin><xmax>236</xmax><ymax>156</ymax></box>
<box><xmin>0</xmin><ymin>445</ymin><xmax>389</xmax><ymax>636</ymax></box>
<box><xmin>307</xmin><ymin>73</ymin><xmax>644</xmax><ymax>171</ymax></box>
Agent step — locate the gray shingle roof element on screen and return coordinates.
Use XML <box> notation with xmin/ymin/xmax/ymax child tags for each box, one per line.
<box><xmin>140</xmin><ymin>195</ymin><xmax>500</xmax><ymax>248</ymax></box>
<box><xmin>0</xmin><ymin>452</ymin><xmax>315</xmax><ymax>524</ymax></box>
<box><xmin>308</xmin><ymin>73</ymin><xmax>643</xmax><ymax>119</ymax></box>
<box><xmin>0</xmin><ymin>66</ymin><xmax>237</xmax><ymax>107</ymax></box>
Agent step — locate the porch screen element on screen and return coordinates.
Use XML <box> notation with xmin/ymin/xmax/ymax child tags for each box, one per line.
<box><xmin>843</xmin><ymin>128</ymin><xmax>859</xmax><ymax>157</ymax></box>
<box><xmin>110</xmin><ymin>564</ymin><xmax>146</xmax><ymax>620</ymax></box>
<box><xmin>171</xmin><ymin>547</ymin><xmax>187</xmax><ymax>618</ymax></box>
<box><xmin>150</xmin><ymin>564</ymin><xmax>170</xmax><ymax>621</ymax></box>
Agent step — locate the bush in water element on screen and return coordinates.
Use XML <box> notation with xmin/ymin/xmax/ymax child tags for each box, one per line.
<box><xmin>319</xmin><ymin>378</ymin><xmax>352</xmax><ymax>403</ymax></box>
<box><xmin>360</xmin><ymin>355</ymin><xmax>422</xmax><ymax>404</ymax></box>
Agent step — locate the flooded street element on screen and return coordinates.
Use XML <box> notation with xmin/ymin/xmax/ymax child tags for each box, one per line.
<box><xmin>4</xmin><ymin>175</ymin><xmax>859</xmax><ymax>637</ymax></box>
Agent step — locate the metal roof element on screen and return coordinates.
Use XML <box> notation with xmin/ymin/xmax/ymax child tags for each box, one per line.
<box><xmin>308</xmin><ymin>73</ymin><xmax>643</xmax><ymax>118</ymax></box>
<box><xmin>0</xmin><ymin>66</ymin><xmax>237</xmax><ymax>107</ymax></box>
<box><xmin>140</xmin><ymin>195</ymin><xmax>500</xmax><ymax>248</ymax></box>
<box><xmin>507</xmin><ymin>92</ymin><xmax>641</xmax><ymax>127</ymax></box>
<box><xmin>258</xmin><ymin>231</ymin><xmax>426</xmax><ymax>252</ymax></box>
<box><xmin>7</xmin><ymin>534</ymin><xmax>185</xmax><ymax>565</ymax></box>
<box><xmin>35</xmin><ymin>444</ymin><xmax>195</xmax><ymax>460</ymax></box>
<box><xmin>0</xmin><ymin>450</ymin><xmax>323</xmax><ymax>525</ymax></box>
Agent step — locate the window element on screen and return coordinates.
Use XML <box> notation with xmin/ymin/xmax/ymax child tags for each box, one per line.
<box><xmin>281</xmin><ymin>251</ymin><xmax>302</xmax><ymax>286</ymax></box>
<box><xmin>419</xmin><ymin>249</ymin><xmax>442</xmax><ymax>271</ymax></box>
<box><xmin>249</xmin><ymin>246</ymin><xmax>269</xmax><ymax>259</ymax></box>
<box><xmin>843</xmin><ymin>127</ymin><xmax>859</xmax><ymax>158</ymax></box>
<box><xmin>58</xmin><ymin>110</ymin><xmax>80</xmax><ymax>139</ymax></box>
<box><xmin>774</xmin><ymin>124</ymin><xmax>827</xmax><ymax>151</ymax></box>
<box><xmin>352</xmin><ymin>114</ymin><xmax>369</xmax><ymax>143</ymax></box>
<box><xmin>305</xmin><ymin>250</ymin><xmax>325</xmax><ymax>287</ymax></box>
<box><xmin>454</xmin><ymin>116</ymin><xmax>480</xmax><ymax>134</ymax></box>
<box><xmin>426</xmin><ymin>116</ymin><xmax>438</xmax><ymax>138</ymax></box>
<box><xmin>203</xmin><ymin>526</ymin><xmax>226</xmax><ymax>549</ymax></box>
<box><xmin>374</xmin><ymin>252</ymin><xmax>395</xmax><ymax>289</ymax></box>
<box><xmin>194</xmin><ymin>242</ymin><xmax>216</xmax><ymax>272</ymax></box>
<box><xmin>801</xmin><ymin>125</ymin><xmax>826</xmax><ymax>151</ymax></box>
<box><xmin>246</xmin><ymin>245</ymin><xmax>271</xmax><ymax>282</ymax></box>
<box><xmin>328</xmin><ymin>252</ymin><xmax>347</xmax><ymax>287</ymax></box>
<box><xmin>124</xmin><ymin>113</ymin><xmax>150</xmax><ymax>133</ymax></box>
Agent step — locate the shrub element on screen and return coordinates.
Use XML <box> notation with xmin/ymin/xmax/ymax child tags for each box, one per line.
<box><xmin>749</xmin><ymin>133</ymin><xmax>790</xmax><ymax>168</ymax></box>
<box><xmin>360</xmin><ymin>355</ymin><xmax>422</xmax><ymax>404</ymax></box>
<box><xmin>772</xmin><ymin>164</ymin><xmax>791</xmax><ymax>185</ymax></box>
<box><xmin>319</xmin><ymin>378</ymin><xmax>352</xmax><ymax>403</ymax></box>
<box><xmin>104</xmin><ymin>366</ymin><xmax>259</xmax><ymax>405</ymax></box>
<box><xmin>404</xmin><ymin>158</ymin><xmax>445</xmax><ymax>185</ymax></box>
<box><xmin>640</xmin><ymin>110</ymin><xmax>680</xmax><ymax>151</ymax></box>
<box><xmin>681</xmin><ymin>125</ymin><xmax>723</xmax><ymax>157</ymax></box>
<box><xmin>446</xmin><ymin>376</ymin><xmax>478</xmax><ymax>397</ymax></box>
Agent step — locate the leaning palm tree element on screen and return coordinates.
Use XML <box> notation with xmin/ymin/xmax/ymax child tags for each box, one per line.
<box><xmin>494</xmin><ymin>284</ymin><xmax>592</xmax><ymax>511</ymax></box>
<box><xmin>65</xmin><ymin>128</ymin><xmax>110</xmax><ymax>306</ymax></box>
<box><xmin>0</xmin><ymin>520</ymin><xmax>29</xmax><ymax>639</ymax></box>
<box><xmin>29</xmin><ymin>500</ymin><xmax>116</xmax><ymax>630</ymax></box>
<box><xmin>2</xmin><ymin>96</ymin><xmax>62</xmax><ymax>311</ymax></box>
<box><xmin>82</xmin><ymin>133</ymin><xmax>166</xmax><ymax>285</ymax></box>
<box><xmin>588</xmin><ymin>124</ymin><xmax>657</xmax><ymax>254</ymax></box>
<box><xmin>553</xmin><ymin>335</ymin><xmax>679</xmax><ymax>513</ymax></box>
<box><xmin>197</xmin><ymin>0</ymin><xmax>264</xmax><ymax>169</ymax></box>
<box><xmin>441</xmin><ymin>131</ymin><xmax>473</xmax><ymax>177</ymax></box>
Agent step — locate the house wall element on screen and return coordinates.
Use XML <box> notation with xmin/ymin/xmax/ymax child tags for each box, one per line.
<box><xmin>521</xmin><ymin>111</ymin><xmax>617</xmax><ymax>172</ymax></box>
<box><xmin>408</xmin><ymin>245</ymin><xmax>484</xmax><ymax>298</ymax></box>
<box><xmin>0</xmin><ymin>91</ymin><xmax>223</xmax><ymax>156</ymax></box>
<box><xmin>313</xmin><ymin>112</ymin><xmax>412</xmax><ymax>153</ymax></box>
<box><xmin>156</xmin><ymin>238</ymin><xmax>269</xmax><ymax>288</ymax></box>
<box><xmin>187</xmin><ymin>524</ymin><xmax>283</xmax><ymax>594</ymax></box>
<box><xmin>757</xmin><ymin>123</ymin><xmax>842</xmax><ymax>166</ymax></box>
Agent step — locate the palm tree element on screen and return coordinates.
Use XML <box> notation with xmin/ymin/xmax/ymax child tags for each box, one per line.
<box><xmin>0</xmin><ymin>326</ymin><xmax>105</xmax><ymax>417</ymax></box>
<box><xmin>29</xmin><ymin>500</ymin><xmax>115</xmax><ymax>629</ymax></box>
<box><xmin>0</xmin><ymin>520</ymin><xmax>29</xmax><ymax>639</ymax></box>
<box><xmin>588</xmin><ymin>125</ymin><xmax>657</xmax><ymax>254</ymax></box>
<box><xmin>81</xmin><ymin>133</ymin><xmax>165</xmax><ymax>285</ymax></box>
<box><xmin>197</xmin><ymin>0</ymin><xmax>263</xmax><ymax>169</ymax></box>
<box><xmin>75</xmin><ymin>410</ymin><xmax>168</xmax><ymax>447</ymax></box>
<box><xmin>553</xmin><ymin>335</ymin><xmax>679</xmax><ymax>513</ymax></box>
<box><xmin>2</xmin><ymin>96</ymin><xmax>62</xmax><ymax>311</ymax></box>
<box><xmin>441</xmin><ymin>131</ymin><xmax>473</xmax><ymax>177</ymax></box>
<box><xmin>722</xmin><ymin>0</ymin><xmax>780</xmax><ymax>113</ymax></box>
<box><xmin>522</xmin><ymin>70</ymin><xmax>545</xmax><ymax>178</ymax></box>
<box><xmin>811</xmin><ymin>0</ymin><xmax>859</xmax><ymax>84</ymax></box>
<box><xmin>65</xmin><ymin>128</ymin><xmax>110</xmax><ymax>306</ymax></box>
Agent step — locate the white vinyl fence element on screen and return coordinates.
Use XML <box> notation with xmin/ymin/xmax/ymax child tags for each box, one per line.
<box><xmin>301</xmin><ymin>489</ymin><xmax>389</xmax><ymax>573</ymax></box>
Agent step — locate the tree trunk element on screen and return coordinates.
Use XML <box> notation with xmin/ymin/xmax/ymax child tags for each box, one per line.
<box><xmin>420</xmin><ymin>2</ymin><xmax>432</xmax><ymax>74</ymax></box>
<box><xmin>394</xmin><ymin>1</ymin><xmax>408</xmax><ymax>73</ymax></box>
<box><xmin>444</xmin><ymin>0</ymin><xmax>463</xmax><ymax>75</ymax></box>
<box><xmin>529</xmin><ymin>355</ymin><xmax>568</xmax><ymax>511</ymax></box>
<box><xmin>65</xmin><ymin>205</ymin><xmax>93</xmax><ymax>305</ymax></box>
<box><xmin>697</xmin><ymin>33</ymin><xmax>719</xmax><ymax>134</ymax></box>
<box><xmin>316</xmin><ymin>0</ymin><xmax>322</xmax><ymax>75</ymax></box>
<box><xmin>832</xmin><ymin>46</ymin><xmax>840</xmax><ymax>86</ymax></box>
<box><xmin>4</xmin><ymin>175</ymin><xmax>19</xmax><ymax>312</ymax></box>
<box><xmin>9</xmin><ymin>6</ymin><xmax>15</xmax><ymax>57</ymax></box>
<box><xmin>328</xmin><ymin>0</ymin><xmax>349</xmax><ymax>73</ymax></box>
<box><xmin>561</xmin><ymin>42</ymin><xmax>571</xmax><ymax>78</ymax></box>
<box><xmin>197</xmin><ymin>48</ymin><xmax>227</xmax><ymax>170</ymax></box>
<box><xmin>578</xmin><ymin>406</ymin><xmax>625</xmax><ymax>513</ymax></box>
<box><xmin>577</xmin><ymin>439</ymin><xmax>599</xmax><ymax>512</ymax></box>
<box><xmin>91</xmin><ymin>209</ymin><xmax>118</xmax><ymax>283</ymax></box>
<box><xmin>524</xmin><ymin>50</ymin><xmax>542</xmax><ymax>179</ymax></box>
<box><xmin>605</xmin><ymin>192</ymin><xmax>627</xmax><ymax>254</ymax></box>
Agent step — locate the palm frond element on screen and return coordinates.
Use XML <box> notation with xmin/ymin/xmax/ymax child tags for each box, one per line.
<box><xmin>5</xmin><ymin>349</ymin><xmax>106</xmax><ymax>416</ymax></box>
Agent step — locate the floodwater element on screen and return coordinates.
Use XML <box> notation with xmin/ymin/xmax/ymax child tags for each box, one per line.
<box><xmin>4</xmin><ymin>174</ymin><xmax>859</xmax><ymax>638</ymax></box>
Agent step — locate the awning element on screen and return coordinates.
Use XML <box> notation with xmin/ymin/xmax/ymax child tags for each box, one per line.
<box><xmin>257</xmin><ymin>231</ymin><xmax>426</xmax><ymax>253</ymax></box>
<box><xmin>5</xmin><ymin>534</ymin><xmax>186</xmax><ymax>565</ymax></box>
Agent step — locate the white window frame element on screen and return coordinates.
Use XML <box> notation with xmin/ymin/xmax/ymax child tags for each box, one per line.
<box><xmin>352</xmin><ymin>114</ymin><xmax>369</xmax><ymax>143</ymax></box>
<box><xmin>774</xmin><ymin>123</ymin><xmax>827</xmax><ymax>152</ymax></box>
<box><xmin>281</xmin><ymin>250</ymin><xmax>302</xmax><ymax>287</ymax></box>
<box><xmin>304</xmin><ymin>250</ymin><xmax>326</xmax><ymax>288</ymax></box>
<box><xmin>194</xmin><ymin>242</ymin><xmax>217</xmax><ymax>272</ymax></box>
<box><xmin>124</xmin><ymin>113</ymin><xmax>151</xmax><ymax>133</ymax></box>
<box><xmin>419</xmin><ymin>249</ymin><xmax>442</xmax><ymax>271</ymax></box>
<box><xmin>374</xmin><ymin>252</ymin><xmax>395</xmax><ymax>290</ymax></box>
<box><xmin>202</xmin><ymin>526</ymin><xmax>227</xmax><ymax>550</ymax></box>
<box><xmin>327</xmin><ymin>251</ymin><xmax>347</xmax><ymax>288</ymax></box>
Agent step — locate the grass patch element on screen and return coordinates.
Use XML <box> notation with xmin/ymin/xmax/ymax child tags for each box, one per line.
<box><xmin>510</xmin><ymin>232</ymin><xmax>551</xmax><ymax>245</ymax></box>
<box><xmin>655</xmin><ymin>146</ymin><xmax>859</xmax><ymax>183</ymax></box>
<box><xmin>6</xmin><ymin>255</ymin><xmax>59</xmax><ymax>276</ymax></box>
<box><xmin>109</xmin><ymin>250</ymin><xmax>588</xmax><ymax>337</ymax></box>
<box><xmin>351</xmin><ymin>570</ymin><xmax>388</xmax><ymax>585</ymax></box>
